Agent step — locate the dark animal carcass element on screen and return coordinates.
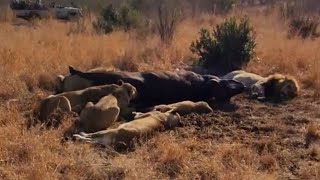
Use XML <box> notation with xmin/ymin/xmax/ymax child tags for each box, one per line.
<box><xmin>57</xmin><ymin>66</ymin><xmax>245</xmax><ymax>109</ymax></box>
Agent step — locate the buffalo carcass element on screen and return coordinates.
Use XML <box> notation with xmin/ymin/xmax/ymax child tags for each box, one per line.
<box><xmin>56</xmin><ymin>66</ymin><xmax>245</xmax><ymax>109</ymax></box>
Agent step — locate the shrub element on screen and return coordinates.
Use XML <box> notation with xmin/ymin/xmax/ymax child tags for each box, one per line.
<box><xmin>93</xmin><ymin>4</ymin><xmax>119</xmax><ymax>34</ymax></box>
<box><xmin>93</xmin><ymin>3</ymin><xmax>143</xmax><ymax>34</ymax></box>
<box><xmin>190</xmin><ymin>17</ymin><xmax>256</xmax><ymax>74</ymax></box>
<box><xmin>288</xmin><ymin>16</ymin><xmax>319</xmax><ymax>39</ymax></box>
<box><xmin>118</xmin><ymin>4</ymin><xmax>143</xmax><ymax>32</ymax></box>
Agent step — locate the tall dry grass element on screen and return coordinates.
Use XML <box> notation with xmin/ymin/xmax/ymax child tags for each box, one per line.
<box><xmin>0</xmin><ymin>7</ymin><xmax>319</xmax><ymax>179</ymax></box>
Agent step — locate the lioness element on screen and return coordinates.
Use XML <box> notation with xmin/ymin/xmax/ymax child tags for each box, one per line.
<box><xmin>147</xmin><ymin>100</ymin><xmax>213</xmax><ymax>116</ymax></box>
<box><xmin>38</xmin><ymin>80</ymin><xmax>136</xmax><ymax>121</ymax></box>
<box><xmin>73</xmin><ymin>111</ymin><xmax>181</xmax><ymax>147</ymax></box>
<box><xmin>78</xmin><ymin>82</ymin><xmax>137</xmax><ymax>133</ymax></box>
<box><xmin>222</xmin><ymin>70</ymin><xmax>300</xmax><ymax>101</ymax></box>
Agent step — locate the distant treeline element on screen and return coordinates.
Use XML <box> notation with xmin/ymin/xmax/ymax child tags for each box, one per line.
<box><xmin>64</xmin><ymin>0</ymin><xmax>320</xmax><ymax>15</ymax></box>
<box><xmin>1</xmin><ymin>0</ymin><xmax>319</xmax><ymax>15</ymax></box>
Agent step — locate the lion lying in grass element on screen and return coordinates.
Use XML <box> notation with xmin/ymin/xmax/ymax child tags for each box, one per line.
<box><xmin>55</xmin><ymin>66</ymin><xmax>118</xmax><ymax>93</ymax></box>
<box><xmin>78</xmin><ymin>82</ymin><xmax>137</xmax><ymax>133</ymax></box>
<box><xmin>222</xmin><ymin>70</ymin><xmax>300</xmax><ymax>102</ymax></box>
<box><xmin>73</xmin><ymin>110</ymin><xmax>181</xmax><ymax>147</ymax></box>
<box><xmin>38</xmin><ymin>80</ymin><xmax>136</xmax><ymax>122</ymax></box>
<box><xmin>147</xmin><ymin>100</ymin><xmax>213</xmax><ymax>116</ymax></box>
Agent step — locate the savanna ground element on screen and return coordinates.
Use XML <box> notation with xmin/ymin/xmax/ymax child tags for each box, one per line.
<box><xmin>0</xmin><ymin>5</ymin><xmax>320</xmax><ymax>180</ymax></box>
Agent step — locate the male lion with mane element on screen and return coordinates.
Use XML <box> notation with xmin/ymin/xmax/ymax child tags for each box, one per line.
<box><xmin>222</xmin><ymin>70</ymin><xmax>300</xmax><ymax>102</ymax></box>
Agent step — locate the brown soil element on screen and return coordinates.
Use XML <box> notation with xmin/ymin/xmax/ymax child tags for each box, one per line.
<box><xmin>173</xmin><ymin>89</ymin><xmax>320</xmax><ymax>179</ymax></box>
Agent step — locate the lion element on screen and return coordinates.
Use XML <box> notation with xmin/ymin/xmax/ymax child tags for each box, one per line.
<box><xmin>77</xmin><ymin>83</ymin><xmax>137</xmax><ymax>133</ymax></box>
<box><xmin>38</xmin><ymin>80</ymin><xmax>136</xmax><ymax>121</ymax></box>
<box><xmin>221</xmin><ymin>70</ymin><xmax>300</xmax><ymax>101</ymax></box>
<box><xmin>148</xmin><ymin>101</ymin><xmax>213</xmax><ymax>116</ymax></box>
<box><xmin>257</xmin><ymin>73</ymin><xmax>300</xmax><ymax>102</ymax></box>
<box><xmin>55</xmin><ymin>66</ymin><xmax>105</xmax><ymax>93</ymax></box>
<box><xmin>86</xmin><ymin>67</ymin><xmax>118</xmax><ymax>73</ymax></box>
<box><xmin>73</xmin><ymin>110</ymin><xmax>181</xmax><ymax>147</ymax></box>
<box><xmin>222</xmin><ymin>70</ymin><xmax>264</xmax><ymax>89</ymax></box>
<box><xmin>55</xmin><ymin>66</ymin><xmax>124</xmax><ymax>93</ymax></box>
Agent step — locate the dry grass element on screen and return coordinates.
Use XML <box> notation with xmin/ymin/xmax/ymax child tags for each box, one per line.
<box><xmin>305</xmin><ymin>123</ymin><xmax>320</xmax><ymax>147</ymax></box>
<box><xmin>307</xmin><ymin>145</ymin><xmax>320</xmax><ymax>159</ymax></box>
<box><xmin>0</xmin><ymin>7</ymin><xmax>319</xmax><ymax>179</ymax></box>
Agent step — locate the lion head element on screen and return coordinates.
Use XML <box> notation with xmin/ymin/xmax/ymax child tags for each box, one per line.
<box><xmin>112</xmin><ymin>80</ymin><xmax>137</xmax><ymax>108</ymax></box>
<box><xmin>193</xmin><ymin>101</ymin><xmax>214</xmax><ymax>114</ymax></box>
<box><xmin>162</xmin><ymin>111</ymin><xmax>181</xmax><ymax>129</ymax></box>
<box><xmin>262</xmin><ymin>74</ymin><xmax>300</xmax><ymax>102</ymax></box>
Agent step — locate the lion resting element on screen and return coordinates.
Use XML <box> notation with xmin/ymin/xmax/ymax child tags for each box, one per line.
<box><xmin>222</xmin><ymin>70</ymin><xmax>300</xmax><ymax>101</ymax></box>
<box><xmin>73</xmin><ymin>110</ymin><xmax>181</xmax><ymax>147</ymax></box>
<box><xmin>78</xmin><ymin>82</ymin><xmax>137</xmax><ymax>133</ymax></box>
<box><xmin>148</xmin><ymin>100</ymin><xmax>213</xmax><ymax>116</ymax></box>
<box><xmin>55</xmin><ymin>67</ymin><xmax>117</xmax><ymax>93</ymax></box>
<box><xmin>38</xmin><ymin>80</ymin><xmax>136</xmax><ymax>121</ymax></box>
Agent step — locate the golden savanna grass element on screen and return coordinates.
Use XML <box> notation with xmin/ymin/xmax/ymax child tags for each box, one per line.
<box><xmin>0</xmin><ymin>7</ymin><xmax>319</xmax><ymax>179</ymax></box>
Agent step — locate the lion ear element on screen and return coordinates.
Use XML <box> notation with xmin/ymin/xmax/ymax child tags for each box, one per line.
<box><xmin>117</xmin><ymin>80</ymin><xmax>124</xmax><ymax>86</ymax></box>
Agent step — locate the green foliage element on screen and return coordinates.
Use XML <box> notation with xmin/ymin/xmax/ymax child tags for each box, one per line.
<box><xmin>93</xmin><ymin>3</ymin><xmax>143</xmax><ymax>34</ymax></box>
<box><xmin>289</xmin><ymin>16</ymin><xmax>319</xmax><ymax>39</ymax></box>
<box><xmin>190</xmin><ymin>17</ymin><xmax>256</xmax><ymax>72</ymax></box>
<box><xmin>93</xmin><ymin>4</ymin><xmax>118</xmax><ymax>33</ymax></box>
<box><xmin>118</xmin><ymin>4</ymin><xmax>142</xmax><ymax>31</ymax></box>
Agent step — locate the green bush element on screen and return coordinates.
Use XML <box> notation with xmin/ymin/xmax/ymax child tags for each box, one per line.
<box><xmin>93</xmin><ymin>3</ymin><xmax>143</xmax><ymax>34</ymax></box>
<box><xmin>118</xmin><ymin>4</ymin><xmax>142</xmax><ymax>31</ymax></box>
<box><xmin>190</xmin><ymin>17</ymin><xmax>256</xmax><ymax>73</ymax></box>
<box><xmin>289</xmin><ymin>16</ymin><xmax>319</xmax><ymax>39</ymax></box>
<box><xmin>93</xmin><ymin>4</ymin><xmax>119</xmax><ymax>33</ymax></box>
